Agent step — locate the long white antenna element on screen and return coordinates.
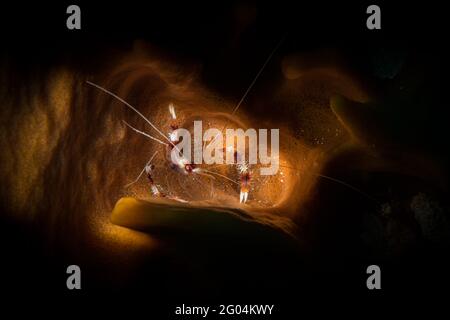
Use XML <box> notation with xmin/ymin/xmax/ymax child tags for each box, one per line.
<box><xmin>205</xmin><ymin>35</ymin><xmax>286</xmax><ymax>150</ymax></box>
<box><xmin>86</xmin><ymin>80</ymin><xmax>178</xmax><ymax>151</ymax></box>
<box><xmin>125</xmin><ymin>151</ymin><xmax>159</xmax><ymax>188</ymax></box>
<box><xmin>231</xmin><ymin>35</ymin><xmax>286</xmax><ymax>116</ymax></box>
<box><xmin>123</xmin><ymin>121</ymin><xmax>168</xmax><ymax>146</ymax></box>
<box><xmin>202</xmin><ymin>169</ymin><xmax>239</xmax><ymax>185</ymax></box>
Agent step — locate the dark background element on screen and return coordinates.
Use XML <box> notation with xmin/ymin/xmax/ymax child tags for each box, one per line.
<box><xmin>1</xmin><ymin>0</ymin><xmax>449</xmax><ymax>316</ymax></box>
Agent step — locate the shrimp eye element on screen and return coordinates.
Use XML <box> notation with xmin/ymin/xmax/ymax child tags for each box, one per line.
<box><xmin>184</xmin><ymin>163</ymin><xmax>196</xmax><ymax>173</ymax></box>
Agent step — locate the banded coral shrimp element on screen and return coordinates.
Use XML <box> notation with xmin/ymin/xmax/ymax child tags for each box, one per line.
<box><xmin>86</xmin><ymin>80</ymin><xmax>232</xmax><ymax>203</ymax></box>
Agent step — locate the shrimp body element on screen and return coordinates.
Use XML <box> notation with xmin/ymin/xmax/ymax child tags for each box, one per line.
<box><xmin>175</xmin><ymin>157</ymin><xmax>200</xmax><ymax>175</ymax></box>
